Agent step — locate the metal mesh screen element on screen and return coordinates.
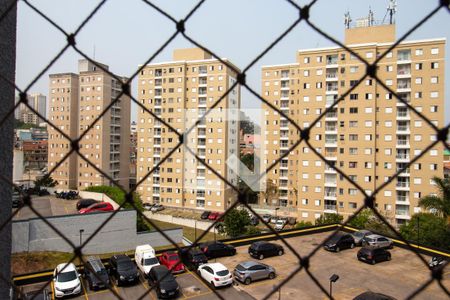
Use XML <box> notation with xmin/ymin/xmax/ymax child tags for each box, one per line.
<box><xmin>0</xmin><ymin>0</ymin><xmax>450</xmax><ymax>299</ymax></box>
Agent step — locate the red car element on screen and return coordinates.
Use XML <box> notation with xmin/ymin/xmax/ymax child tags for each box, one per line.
<box><xmin>78</xmin><ymin>202</ymin><xmax>114</xmax><ymax>214</ymax></box>
<box><xmin>159</xmin><ymin>251</ymin><xmax>185</xmax><ymax>274</ymax></box>
<box><xmin>208</xmin><ymin>212</ymin><xmax>219</xmax><ymax>221</ymax></box>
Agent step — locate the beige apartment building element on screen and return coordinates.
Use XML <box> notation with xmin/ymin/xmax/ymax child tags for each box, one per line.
<box><xmin>261</xmin><ymin>22</ymin><xmax>445</xmax><ymax>225</ymax></box>
<box><xmin>48</xmin><ymin>60</ymin><xmax>131</xmax><ymax>189</ymax></box>
<box><xmin>137</xmin><ymin>48</ymin><xmax>240</xmax><ymax>211</ymax></box>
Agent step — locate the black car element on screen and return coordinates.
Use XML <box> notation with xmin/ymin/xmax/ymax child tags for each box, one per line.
<box><xmin>148</xmin><ymin>265</ymin><xmax>179</xmax><ymax>299</ymax></box>
<box><xmin>180</xmin><ymin>248</ymin><xmax>208</xmax><ymax>270</ymax></box>
<box><xmin>323</xmin><ymin>233</ymin><xmax>355</xmax><ymax>252</ymax></box>
<box><xmin>353</xmin><ymin>291</ymin><xmax>397</xmax><ymax>300</ymax></box>
<box><xmin>199</xmin><ymin>242</ymin><xmax>236</xmax><ymax>259</ymax></box>
<box><xmin>84</xmin><ymin>256</ymin><xmax>109</xmax><ymax>290</ymax></box>
<box><xmin>200</xmin><ymin>211</ymin><xmax>211</xmax><ymax>220</ymax></box>
<box><xmin>248</xmin><ymin>242</ymin><xmax>284</xmax><ymax>260</ymax></box>
<box><xmin>357</xmin><ymin>247</ymin><xmax>391</xmax><ymax>265</ymax></box>
<box><xmin>12</xmin><ymin>192</ymin><xmax>23</xmax><ymax>208</ymax></box>
<box><xmin>108</xmin><ymin>255</ymin><xmax>139</xmax><ymax>286</ymax></box>
<box><xmin>76</xmin><ymin>199</ymin><xmax>99</xmax><ymax>211</ymax></box>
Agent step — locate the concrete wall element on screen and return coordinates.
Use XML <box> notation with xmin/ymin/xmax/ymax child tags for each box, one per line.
<box><xmin>12</xmin><ymin>210</ymin><xmax>182</xmax><ymax>254</ymax></box>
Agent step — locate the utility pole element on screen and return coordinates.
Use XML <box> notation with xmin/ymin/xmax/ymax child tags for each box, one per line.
<box><xmin>0</xmin><ymin>1</ymin><xmax>17</xmax><ymax>299</ymax></box>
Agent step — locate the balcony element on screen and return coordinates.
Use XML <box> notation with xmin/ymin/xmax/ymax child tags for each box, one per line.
<box><xmin>324</xmin><ymin>204</ymin><xmax>337</xmax><ymax>212</ymax></box>
<box><xmin>396</xmin><ymin>139</ymin><xmax>410</xmax><ymax>148</ymax></box>
<box><xmin>396</xmin><ymin>154</ymin><xmax>410</xmax><ymax>162</ymax></box>
<box><xmin>324</xmin><ymin>180</ymin><xmax>337</xmax><ymax>187</ymax></box>
<box><xmin>280</xmin><ymin>162</ymin><xmax>288</xmax><ymax>169</ymax></box>
<box><xmin>397</xmin><ymin>51</ymin><xmax>411</xmax><ymax>63</ymax></box>
<box><xmin>325</xmin><ymin>126</ymin><xmax>337</xmax><ymax>133</ymax></box>
<box><xmin>280</xmin><ymin>70</ymin><xmax>289</xmax><ymax>79</ymax></box>
<box><xmin>326</xmin><ymin>84</ymin><xmax>338</xmax><ymax>94</ymax></box>
<box><xmin>396</xmin><ymin>181</ymin><xmax>410</xmax><ymax>188</ymax></box>
<box><xmin>326</xmin><ymin>55</ymin><xmax>338</xmax><ymax>67</ymax></box>
<box><xmin>397</xmin><ymin>66</ymin><xmax>411</xmax><ymax>78</ymax></box>
<box><xmin>198</xmin><ymin>78</ymin><xmax>207</xmax><ymax>85</ymax></box>
<box><xmin>396</xmin><ymin>110</ymin><xmax>410</xmax><ymax>119</ymax></box>
<box><xmin>396</xmin><ymin>126</ymin><xmax>410</xmax><ymax>135</ymax></box>
<box><xmin>326</xmin><ymin>72</ymin><xmax>338</xmax><ymax>81</ymax></box>
<box><xmin>397</xmin><ymin>80</ymin><xmax>411</xmax><ymax>92</ymax></box>
<box><xmin>199</xmin><ymin>66</ymin><xmax>207</xmax><ymax>75</ymax></box>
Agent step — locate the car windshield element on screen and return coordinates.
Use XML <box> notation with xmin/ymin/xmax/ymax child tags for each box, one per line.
<box><xmin>57</xmin><ymin>270</ymin><xmax>77</xmax><ymax>282</ymax></box>
<box><xmin>144</xmin><ymin>258</ymin><xmax>159</xmax><ymax>265</ymax></box>
<box><xmin>168</xmin><ymin>256</ymin><xmax>179</xmax><ymax>261</ymax></box>
<box><xmin>216</xmin><ymin>270</ymin><xmax>229</xmax><ymax>276</ymax></box>
<box><xmin>235</xmin><ymin>264</ymin><xmax>246</xmax><ymax>272</ymax></box>
<box><xmin>328</xmin><ymin>235</ymin><xmax>343</xmax><ymax>243</ymax></box>
<box><xmin>96</xmin><ymin>269</ymin><xmax>107</xmax><ymax>276</ymax></box>
<box><xmin>354</xmin><ymin>232</ymin><xmax>365</xmax><ymax>237</ymax></box>
<box><xmin>117</xmin><ymin>261</ymin><xmax>135</xmax><ymax>271</ymax></box>
<box><xmin>157</xmin><ymin>271</ymin><xmax>175</xmax><ymax>282</ymax></box>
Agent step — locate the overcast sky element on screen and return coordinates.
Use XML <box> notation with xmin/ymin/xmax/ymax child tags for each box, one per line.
<box><xmin>16</xmin><ymin>0</ymin><xmax>449</xmax><ymax>125</ymax></box>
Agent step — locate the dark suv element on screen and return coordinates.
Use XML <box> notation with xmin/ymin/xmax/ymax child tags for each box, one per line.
<box><xmin>84</xmin><ymin>256</ymin><xmax>109</xmax><ymax>290</ymax></box>
<box><xmin>180</xmin><ymin>248</ymin><xmax>208</xmax><ymax>270</ymax></box>
<box><xmin>108</xmin><ymin>255</ymin><xmax>139</xmax><ymax>286</ymax></box>
<box><xmin>323</xmin><ymin>233</ymin><xmax>355</xmax><ymax>252</ymax></box>
<box><xmin>248</xmin><ymin>242</ymin><xmax>284</xmax><ymax>260</ymax></box>
<box><xmin>199</xmin><ymin>242</ymin><xmax>236</xmax><ymax>259</ymax></box>
<box><xmin>357</xmin><ymin>247</ymin><xmax>391</xmax><ymax>265</ymax></box>
<box><xmin>148</xmin><ymin>265</ymin><xmax>179</xmax><ymax>299</ymax></box>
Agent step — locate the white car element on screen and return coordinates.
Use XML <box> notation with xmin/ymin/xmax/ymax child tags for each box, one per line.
<box><xmin>275</xmin><ymin>219</ymin><xmax>286</xmax><ymax>230</ymax></box>
<box><xmin>53</xmin><ymin>263</ymin><xmax>82</xmax><ymax>298</ymax></box>
<box><xmin>197</xmin><ymin>263</ymin><xmax>233</xmax><ymax>288</ymax></box>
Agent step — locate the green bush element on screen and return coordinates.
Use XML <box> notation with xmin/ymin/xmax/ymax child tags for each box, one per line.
<box><xmin>315</xmin><ymin>213</ymin><xmax>343</xmax><ymax>225</ymax></box>
<box><xmin>295</xmin><ymin>221</ymin><xmax>313</xmax><ymax>229</ymax></box>
<box><xmin>223</xmin><ymin>209</ymin><xmax>251</xmax><ymax>237</ymax></box>
<box><xmin>245</xmin><ymin>225</ymin><xmax>261</xmax><ymax>235</ymax></box>
<box><xmin>84</xmin><ymin>186</ymin><xmax>149</xmax><ymax>232</ymax></box>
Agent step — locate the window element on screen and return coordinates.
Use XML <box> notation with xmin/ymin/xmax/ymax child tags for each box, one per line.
<box><xmin>430</xmin><ymin>106</ymin><xmax>438</xmax><ymax>113</ymax></box>
<box><xmin>365</xmin><ymin>52</ymin><xmax>373</xmax><ymax>58</ymax></box>
<box><xmin>431</xmin><ymin>62</ymin><xmax>439</xmax><ymax>69</ymax></box>
<box><xmin>386</xmin><ymin>65</ymin><xmax>393</xmax><ymax>72</ymax></box>
<box><xmin>350</xmin><ymin>94</ymin><xmax>358</xmax><ymax>100</ymax></box>
<box><xmin>431</xmin><ymin>48</ymin><xmax>439</xmax><ymax>55</ymax></box>
<box><xmin>304</xmin><ymin>57</ymin><xmax>310</xmax><ymax>64</ymax></box>
<box><xmin>365</xmin><ymin>93</ymin><xmax>372</xmax><ymax>100</ymax></box>
<box><xmin>349</xmin><ymin>162</ymin><xmax>357</xmax><ymax>168</ymax></box>
<box><xmin>415</xmin><ymin>63</ymin><xmax>422</xmax><ymax>70</ymax></box>
<box><xmin>415</xmin><ymin>77</ymin><xmax>422</xmax><ymax>84</ymax></box>
<box><xmin>431</xmin><ymin>76</ymin><xmax>438</xmax><ymax>84</ymax></box>
<box><xmin>350</xmin><ymin>66</ymin><xmax>358</xmax><ymax>73</ymax></box>
<box><xmin>350</xmin><ymin>107</ymin><xmax>358</xmax><ymax>114</ymax></box>
<box><xmin>430</xmin><ymin>91</ymin><xmax>439</xmax><ymax>98</ymax></box>
<box><xmin>415</xmin><ymin>49</ymin><xmax>423</xmax><ymax>56</ymax></box>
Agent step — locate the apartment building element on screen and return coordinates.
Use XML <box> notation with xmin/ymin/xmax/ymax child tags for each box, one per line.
<box><xmin>48</xmin><ymin>60</ymin><xmax>130</xmax><ymax>189</ymax></box>
<box><xmin>137</xmin><ymin>48</ymin><xmax>240</xmax><ymax>212</ymax></box>
<box><xmin>15</xmin><ymin>93</ymin><xmax>47</xmax><ymax>125</ymax></box>
<box><xmin>261</xmin><ymin>22</ymin><xmax>445</xmax><ymax>225</ymax></box>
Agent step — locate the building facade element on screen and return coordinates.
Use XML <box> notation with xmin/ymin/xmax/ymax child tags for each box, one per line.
<box><xmin>15</xmin><ymin>93</ymin><xmax>47</xmax><ymax>125</ymax></box>
<box><xmin>136</xmin><ymin>48</ymin><xmax>240</xmax><ymax>212</ymax></box>
<box><xmin>48</xmin><ymin>60</ymin><xmax>131</xmax><ymax>189</ymax></box>
<box><xmin>261</xmin><ymin>23</ymin><xmax>445</xmax><ymax>225</ymax></box>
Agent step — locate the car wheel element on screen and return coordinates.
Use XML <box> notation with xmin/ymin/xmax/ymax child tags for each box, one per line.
<box><xmin>350</xmin><ymin>243</ymin><xmax>355</xmax><ymax>249</ymax></box>
<box><xmin>387</xmin><ymin>255</ymin><xmax>391</xmax><ymax>261</ymax></box>
<box><xmin>278</xmin><ymin>250</ymin><xmax>283</xmax><ymax>256</ymax></box>
<box><xmin>371</xmin><ymin>260</ymin><xmax>376</xmax><ymax>265</ymax></box>
<box><xmin>244</xmin><ymin>277</ymin><xmax>252</xmax><ymax>285</ymax></box>
<box><xmin>268</xmin><ymin>272</ymin><xmax>275</xmax><ymax>280</ymax></box>
<box><xmin>259</xmin><ymin>254</ymin><xmax>264</xmax><ymax>260</ymax></box>
<box><xmin>335</xmin><ymin>247</ymin><xmax>340</xmax><ymax>252</ymax></box>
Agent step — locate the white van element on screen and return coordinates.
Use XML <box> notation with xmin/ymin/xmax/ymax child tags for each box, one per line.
<box><xmin>135</xmin><ymin>244</ymin><xmax>160</xmax><ymax>276</ymax></box>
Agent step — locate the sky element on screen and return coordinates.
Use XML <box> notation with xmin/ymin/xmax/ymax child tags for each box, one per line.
<box><xmin>16</xmin><ymin>0</ymin><xmax>450</xmax><ymax>125</ymax></box>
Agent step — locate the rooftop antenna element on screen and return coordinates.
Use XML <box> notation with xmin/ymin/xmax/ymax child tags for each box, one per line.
<box><xmin>368</xmin><ymin>6</ymin><xmax>374</xmax><ymax>26</ymax></box>
<box><xmin>383</xmin><ymin>0</ymin><xmax>397</xmax><ymax>24</ymax></box>
<box><xmin>344</xmin><ymin>10</ymin><xmax>352</xmax><ymax>29</ymax></box>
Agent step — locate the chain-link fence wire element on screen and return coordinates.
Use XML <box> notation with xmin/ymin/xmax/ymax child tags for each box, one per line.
<box><xmin>0</xmin><ymin>0</ymin><xmax>449</xmax><ymax>299</ymax></box>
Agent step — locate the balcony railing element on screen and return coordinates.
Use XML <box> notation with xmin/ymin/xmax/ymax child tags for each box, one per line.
<box><xmin>324</xmin><ymin>204</ymin><xmax>337</xmax><ymax>211</ymax></box>
<box><xmin>396</xmin><ymin>181</ymin><xmax>410</xmax><ymax>188</ymax></box>
<box><xmin>326</xmin><ymin>112</ymin><xmax>338</xmax><ymax>118</ymax></box>
<box><xmin>396</xmin><ymin>154</ymin><xmax>410</xmax><ymax>160</ymax></box>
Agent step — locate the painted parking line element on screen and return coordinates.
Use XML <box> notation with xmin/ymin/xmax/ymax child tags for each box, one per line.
<box><xmin>50</xmin><ymin>281</ymin><xmax>54</xmax><ymax>300</ymax></box>
<box><xmin>186</xmin><ymin>270</ymin><xmax>212</xmax><ymax>292</ymax></box>
<box><xmin>139</xmin><ymin>276</ymin><xmax>156</xmax><ymax>300</ymax></box>
<box><xmin>80</xmin><ymin>279</ymin><xmax>89</xmax><ymax>300</ymax></box>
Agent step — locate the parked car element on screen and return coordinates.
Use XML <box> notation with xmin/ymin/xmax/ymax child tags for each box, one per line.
<box><xmin>357</xmin><ymin>247</ymin><xmax>391</xmax><ymax>265</ymax></box>
<box><xmin>143</xmin><ymin>203</ymin><xmax>154</xmax><ymax>211</ymax></box>
<box><xmin>362</xmin><ymin>234</ymin><xmax>393</xmax><ymax>249</ymax></box>
<box><xmin>108</xmin><ymin>255</ymin><xmax>139</xmax><ymax>286</ymax></box>
<box><xmin>150</xmin><ymin>204</ymin><xmax>164</xmax><ymax>212</ymax></box>
<box><xmin>135</xmin><ymin>245</ymin><xmax>160</xmax><ymax>276</ymax></box>
<box><xmin>159</xmin><ymin>251</ymin><xmax>185</xmax><ymax>274</ymax></box>
<box><xmin>54</xmin><ymin>190</ymin><xmax>79</xmax><ymax>200</ymax></box>
<box><xmin>78</xmin><ymin>202</ymin><xmax>114</xmax><ymax>214</ymax></box>
<box><xmin>208</xmin><ymin>212</ymin><xmax>220</xmax><ymax>221</ymax></box>
<box><xmin>275</xmin><ymin>219</ymin><xmax>286</xmax><ymax>230</ymax></box>
<box><xmin>180</xmin><ymin>248</ymin><xmax>208</xmax><ymax>270</ymax></box>
<box><xmin>248</xmin><ymin>241</ymin><xmax>284</xmax><ymax>260</ymax></box>
<box><xmin>22</xmin><ymin>289</ymin><xmax>50</xmax><ymax>300</ymax></box>
<box><xmin>197</xmin><ymin>263</ymin><xmax>233</xmax><ymax>288</ymax></box>
<box><xmin>12</xmin><ymin>192</ymin><xmax>23</xmax><ymax>208</ymax></box>
<box><xmin>323</xmin><ymin>233</ymin><xmax>355</xmax><ymax>252</ymax></box>
<box><xmin>353</xmin><ymin>291</ymin><xmax>397</xmax><ymax>300</ymax></box>
<box><xmin>76</xmin><ymin>199</ymin><xmax>99</xmax><ymax>211</ymax></box>
<box><xmin>83</xmin><ymin>256</ymin><xmax>109</xmax><ymax>290</ymax></box>
<box><xmin>429</xmin><ymin>256</ymin><xmax>447</xmax><ymax>269</ymax></box>
<box><xmin>233</xmin><ymin>261</ymin><xmax>276</xmax><ymax>285</ymax></box>
<box><xmin>262</xmin><ymin>214</ymin><xmax>271</xmax><ymax>223</ymax></box>
<box><xmin>199</xmin><ymin>241</ymin><xmax>236</xmax><ymax>259</ymax></box>
<box><xmin>148</xmin><ymin>265</ymin><xmax>179</xmax><ymax>299</ymax></box>
<box><xmin>250</xmin><ymin>215</ymin><xmax>259</xmax><ymax>226</ymax></box>
<box><xmin>352</xmin><ymin>230</ymin><xmax>372</xmax><ymax>246</ymax></box>
<box><xmin>201</xmin><ymin>211</ymin><xmax>211</xmax><ymax>220</ymax></box>
<box><xmin>270</xmin><ymin>216</ymin><xmax>279</xmax><ymax>224</ymax></box>
<box><xmin>53</xmin><ymin>263</ymin><xmax>82</xmax><ymax>298</ymax></box>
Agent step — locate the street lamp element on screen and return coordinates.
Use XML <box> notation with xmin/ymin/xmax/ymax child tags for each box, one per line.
<box><xmin>79</xmin><ymin>229</ymin><xmax>85</xmax><ymax>247</ymax></box>
<box><xmin>329</xmin><ymin>274</ymin><xmax>339</xmax><ymax>298</ymax></box>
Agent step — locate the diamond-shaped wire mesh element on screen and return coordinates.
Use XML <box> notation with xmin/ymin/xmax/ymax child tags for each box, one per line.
<box><xmin>0</xmin><ymin>0</ymin><xmax>450</xmax><ymax>299</ymax></box>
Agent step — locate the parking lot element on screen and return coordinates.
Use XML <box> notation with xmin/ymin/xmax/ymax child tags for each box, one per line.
<box><xmin>18</xmin><ymin>231</ymin><xmax>449</xmax><ymax>299</ymax></box>
<box><xmin>13</xmin><ymin>195</ymin><xmax>79</xmax><ymax>220</ymax></box>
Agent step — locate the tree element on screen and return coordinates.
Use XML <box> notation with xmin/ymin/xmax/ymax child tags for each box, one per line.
<box><xmin>34</xmin><ymin>174</ymin><xmax>58</xmax><ymax>188</ymax></box>
<box><xmin>245</xmin><ymin>225</ymin><xmax>261</xmax><ymax>235</ymax></box>
<box><xmin>419</xmin><ymin>177</ymin><xmax>450</xmax><ymax>219</ymax></box>
<box><xmin>348</xmin><ymin>209</ymin><xmax>372</xmax><ymax>229</ymax></box>
<box><xmin>347</xmin><ymin>208</ymin><xmax>396</xmax><ymax>236</ymax></box>
<box><xmin>260</xmin><ymin>179</ymin><xmax>278</xmax><ymax>206</ymax></box>
<box><xmin>399</xmin><ymin>213</ymin><xmax>450</xmax><ymax>250</ymax></box>
<box><xmin>240</xmin><ymin>153</ymin><xmax>254</xmax><ymax>172</ymax></box>
<box><xmin>223</xmin><ymin>209</ymin><xmax>251</xmax><ymax>237</ymax></box>
<box><xmin>315</xmin><ymin>213</ymin><xmax>343</xmax><ymax>225</ymax></box>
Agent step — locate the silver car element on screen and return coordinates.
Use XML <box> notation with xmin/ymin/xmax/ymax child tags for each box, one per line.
<box><xmin>362</xmin><ymin>234</ymin><xmax>393</xmax><ymax>249</ymax></box>
<box><xmin>351</xmin><ymin>230</ymin><xmax>372</xmax><ymax>246</ymax></box>
<box><xmin>233</xmin><ymin>261</ymin><xmax>276</xmax><ymax>285</ymax></box>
